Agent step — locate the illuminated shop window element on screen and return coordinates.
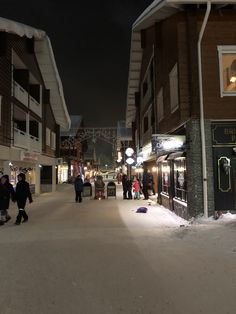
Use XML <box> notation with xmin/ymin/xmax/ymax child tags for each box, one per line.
<box><xmin>218</xmin><ymin>46</ymin><xmax>236</xmax><ymax>96</ymax></box>
<box><xmin>161</xmin><ymin>162</ymin><xmax>170</xmax><ymax>195</ymax></box>
<box><xmin>174</xmin><ymin>158</ymin><xmax>187</xmax><ymax>202</ymax></box>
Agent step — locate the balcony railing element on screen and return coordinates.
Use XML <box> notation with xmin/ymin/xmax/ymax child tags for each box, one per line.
<box><xmin>29</xmin><ymin>96</ymin><xmax>42</xmax><ymax>117</ymax></box>
<box><xmin>14</xmin><ymin>127</ymin><xmax>28</xmax><ymax>149</ymax></box>
<box><xmin>13</xmin><ymin>81</ymin><xmax>28</xmax><ymax>107</ymax></box>
<box><xmin>29</xmin><ymin>134</ymin><xmax>41</xmax><ymax>152</ymax></box>
<box><xmin>14</xmin><ymin>127</ymin><xmax>41</xmax><ymax>152</ymax></box>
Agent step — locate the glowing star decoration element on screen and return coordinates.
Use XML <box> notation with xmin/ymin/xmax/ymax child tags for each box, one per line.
<box><xmin>126</xmin><ymin>157</ymin><xmax>135</xmax><ymax>165</ymax></box>
<box><xmin>125</xmin><ymin>147</ymin><xmax>134</xmax><ymax>157</ymax></box>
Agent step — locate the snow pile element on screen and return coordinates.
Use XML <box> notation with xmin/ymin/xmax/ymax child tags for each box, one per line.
<box><xmin>192</xmin><ymin>212</ymin><xmax>236</xmax><ymax>226</ymax></box>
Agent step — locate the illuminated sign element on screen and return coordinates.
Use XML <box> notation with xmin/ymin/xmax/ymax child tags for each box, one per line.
<box><xmin>152</xmin><ymin>135</ymin><xmax>186</xmax><ymax>155</ymax></box>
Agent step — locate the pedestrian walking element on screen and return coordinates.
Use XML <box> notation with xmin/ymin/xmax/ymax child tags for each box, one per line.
<box><xmin>2</xmin><ymin>174</ymin><xmax>15</xmax><ymax>222</ymax></box>
<box><xmin>74</xmin><ymin>175</ymin><xmax>84</xmax><ymax>203</ymax></box>
<box><xmin>142</xmin><ymin>169</ymin><xmax>149</xmax><ymax>200</ymax></box>
<box><xmin>133</xmin><ymin>178</ymin><xmax>141</xmax><ymax>200</ymax></box>
<box><xmin>126</xmin><ymin>179</ymin><xmax>133</xmax><ymax>200</ymax></box>
<box><xmin>0</xmin><ymin>176</ymin><xmax>9</xmax><ymax>225</ymax></box>
<box><xmin>15</xmin><ymin>173</ymin><xmax>33</xmax><ymax>225</ymax></box>
<box><xmin>122</xmin><ymin>174</ymin><xmax>128</xmax><ymax>199</ymax></box>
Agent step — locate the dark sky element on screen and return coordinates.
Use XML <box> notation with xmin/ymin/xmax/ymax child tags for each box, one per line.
<box><xmin>1</xmin><ymin>0</ymin><xmax>152</xmax><ymax>127</ymax></box>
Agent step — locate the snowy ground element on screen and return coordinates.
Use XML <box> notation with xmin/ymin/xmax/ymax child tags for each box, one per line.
<box><xmin>0</xmin><ymin>183</ymin><xmax>236</xmax><ymax>314</ymax></box>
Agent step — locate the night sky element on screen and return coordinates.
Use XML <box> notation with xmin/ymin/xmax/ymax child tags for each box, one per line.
<box><xmin>1</xmin><ymin>0</ymin><xmax>152</xmax><ymax>127</ymax></box>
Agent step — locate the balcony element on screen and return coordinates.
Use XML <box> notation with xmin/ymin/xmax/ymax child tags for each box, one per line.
<box><xmin>14</xmin><ymin>128</ymin><xmax>41</xmax><ymax>153</ymax></box>
<box><xmin>13</xmin><ymin>81</ymin><xmax>28</xmax><ymax>107</ymax></box>
<box><xmin>29</xmin><ymin>96</ymin><xmax>42</xmax><ymax>117</ymax></box>
<box><xmin>29</xmin><ymin>134</ymin><xmax>41</xmax><ymax>152</ymax></box>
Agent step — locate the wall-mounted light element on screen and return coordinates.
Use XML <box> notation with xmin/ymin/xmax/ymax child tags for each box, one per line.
<box><xmin>39</xmin><ymin>164</ymin><xmax>42</xmax><ymax>168</ymax></box>
<box><xmin>9</xmin><ymin>162</ymin><xmax>13</xmax><ymax>166</ymax></box>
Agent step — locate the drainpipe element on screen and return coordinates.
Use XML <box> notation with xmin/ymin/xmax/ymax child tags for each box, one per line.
<box><xmin>198</xmin><ymin>1</ymin><xmax>211</xmax><ymax>218</ymax></box>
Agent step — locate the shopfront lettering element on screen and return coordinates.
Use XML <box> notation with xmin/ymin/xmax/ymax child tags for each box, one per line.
<box><xmin>212</xmin><ymin>124</ymin><xmax>236</xmax><ymax>145</ymax></box>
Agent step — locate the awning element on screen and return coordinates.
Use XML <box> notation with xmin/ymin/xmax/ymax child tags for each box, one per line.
<box><xmin>167</xmin><ymin>151</ymin><xmax>186</xmax><ymax>160</ymax></box>
<box><xmin>156</xmin><ymin>154</ymin><xmax>168</xmax><ymax>163</ymax></box>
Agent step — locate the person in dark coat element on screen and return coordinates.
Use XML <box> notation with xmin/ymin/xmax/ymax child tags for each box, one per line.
<box><xmin>126</xmin><ymin>179</ymin><xmax>133</xmax><ymax>200</ymax></box>
<box><xmin>2</xmin><ymin>174</ymin><xmax>15</xmax><ymax>222</ymax></box>
<box><xmin>142</xmin><ymin>170</ymin><xmax>149</xmax><ymax>200</ymax></box>
<box><xmin>15</xmin><ymin>173</ymin><xmax>33</xmax><ymax>225</ymax></box>
<box><xmin>0</xmin><ymin>176</ymin><xmax>9</xmax><ymax>225</ymax></box>
<box><xmin>74</xmin><ymin>175</ymin><xmax>84</xmax><ymax>203</ymax></box>
<box><xmin>122</xmin><ymin>174</ymin><xmax>128</xmax><ymax>199</ymax></box>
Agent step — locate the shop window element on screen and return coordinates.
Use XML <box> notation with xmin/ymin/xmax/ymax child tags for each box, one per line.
<box><xmin>157</xmin><ymin>88</ymin><xmax>164</xmax><ymax>122</ymax></box>
<box><xmin>46</xmin><ymin>128</ymin><xmax>51</xmax><ymax>146</ymax></box>
<box><xmin>218</xmin><ymin>46</ymin><xmax>236</xmax><ymax>96</ymax></box>
<box><xmin>51</xmin><ymin>131</ymin><xmax>56</xmax><ymax>150</ymax></box>
<box><xmin>161</xmin><ymin>162</ymin><xmax>170</xmax><ymax>195</ymax></box>
<box><xmin>174</xmin><ymin>158</ymin><xmax>187</xmax><ymax>202</ymax></box>
<box><xmin>169</xmin><ymin>63</ymin><xmax>179</xmax><ymax>113</ymax></box>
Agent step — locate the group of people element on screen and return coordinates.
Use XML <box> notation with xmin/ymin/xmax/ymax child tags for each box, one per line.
<box><xmin>122</xmin><ymin>170</ymin><xmax>155</xmax><ymax>200</ymax></box>
<box><xmin>0</xmin><ymin>173</ymin><xmax>33</xmax><ymax>226</ymax></box>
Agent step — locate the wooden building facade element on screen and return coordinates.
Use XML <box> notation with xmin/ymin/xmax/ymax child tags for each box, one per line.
<box><xmin>126</xmin><ymin>1</ymin><xmax>236</xmax><ymax>219</ymax></box>
<box><xmin>0</xmin><ymin>17</ymin><xmax>70</xmax><ymax>194</ymax></box>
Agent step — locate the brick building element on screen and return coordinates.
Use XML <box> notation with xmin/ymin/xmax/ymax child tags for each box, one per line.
<box><xmin>126</xmin><ymin>0</ymin><xmax>236</xmax><ymax>218</ymax></box>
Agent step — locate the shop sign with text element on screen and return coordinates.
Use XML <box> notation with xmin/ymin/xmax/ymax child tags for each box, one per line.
<box><xmin>152</xmin><ymin>135</ymin><xmax>186</xmax><ymax>156</ymax></box>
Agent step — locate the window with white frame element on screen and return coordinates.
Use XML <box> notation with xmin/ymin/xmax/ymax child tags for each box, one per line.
<box><xmin>157</xmin><ymin>88</ymin><xmax>164</xmax><ymax>122</ymax></box>
<box><xmin>46</xmin><ymin>128</ymin><xmax>51</xmax><ymax>146</ymax></box>
<box><xmin>51</xmin><ymin>131</ymin><xmax>56</xmax><ymax>150</ymax></box>
<box><xmin>218</xmin><ymin>46</ymin><xmax>236</xmax><ymax>96</ymax></box>
<box><xmin>169</xmin><ymin>63</ymin><xmax>179</xmax><ymax>112</ymax></box>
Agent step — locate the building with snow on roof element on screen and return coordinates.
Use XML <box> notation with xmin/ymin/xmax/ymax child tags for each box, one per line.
<box><xmin>0</xmin><ymin>17</ymin><xmax>71</xmax><ymax>194</ymax></box>
<box><xmin>126</xmin><ymin>0</ymin><xmax>236</xmax><ymax>219</ymax></box>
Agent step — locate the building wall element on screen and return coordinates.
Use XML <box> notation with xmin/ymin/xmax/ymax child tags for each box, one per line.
<box><xmin>0</xmin><ymin>32</ymin><xmax>59</xmax><ymax>158</ymax></box>
<box><xmin>201</xmin><ymin>12</ymin><xmax>236</xmax><ymax>119</ymax></box>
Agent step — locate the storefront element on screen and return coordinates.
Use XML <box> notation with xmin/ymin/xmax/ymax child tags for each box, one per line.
<box><xmin>153</xmin><ymin>134</ymin><xmax>187</xmax><ymax>218</ymax></box>
<box><xmin>157</xmin><ymin>152</ymin><xmax>187</xmax><ymax>217</ymax></box>
<box><xmin>0</xmin><ymin>145</ymin><xmax>57</xmax><ymax>194</ymax></box>
<box><xmin>212</xmin><ymin>122</ymin><xmax>236</xmax><ymax>212</ymax></box>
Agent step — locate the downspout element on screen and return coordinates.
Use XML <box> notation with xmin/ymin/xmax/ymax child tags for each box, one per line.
<box><xmin>198</xmin><ymin>1</ymin><xmax>211</xmax><ymax>218</ymax></box>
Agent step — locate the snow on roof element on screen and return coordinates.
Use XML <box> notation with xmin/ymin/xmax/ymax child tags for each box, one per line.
<box><xmin>0</xmin><ymin>17</ymin><xmax>71</xmax><ymax>131</ymax></box>
<box><xmin>126</xmin><ymin>0</ymin><xmax>236</xmax><ymax>126</ymax></box>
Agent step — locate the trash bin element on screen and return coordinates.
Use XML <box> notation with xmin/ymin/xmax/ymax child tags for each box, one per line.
<box><xmin>107</xmin><ymin>181</ymin><xmax>116</xmax><ymax>199</ymax></box>
<box><xmin>83</xmin><ymin>182</ymin><xmax>92</xmax><ymax>198</ymax></box>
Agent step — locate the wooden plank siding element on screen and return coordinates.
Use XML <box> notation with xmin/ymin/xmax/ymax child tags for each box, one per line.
<box><xmin>0</xmin><ymin>32</ymin><xmax>59</xmax><ymax>158</ymax></box>
<box><xmin>200</xmin><ymin>13</ymin><xmax>236</xmax><ymax>119</ymax></box>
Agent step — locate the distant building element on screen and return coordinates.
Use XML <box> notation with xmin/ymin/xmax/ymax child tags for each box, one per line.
<box><xmin>0</xmin><ymin>17</ymin><xmax>70</xmax><ymax>194</ymax></box>
<box><xmin>59</xmin><ymin>115</ymin><xmax>86</xmax><ymax>182</ymax></box>
<box><xmin>126</xmin><ymin>1</ymin><xmax>236</xmax><ymax>218</ymax></box>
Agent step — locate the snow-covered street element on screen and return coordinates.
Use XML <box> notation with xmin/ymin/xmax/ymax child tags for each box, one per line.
<box><xmin>0</xmin><ymin>184</ymin><xmax>236</xmax><ymax>314</ymax></box>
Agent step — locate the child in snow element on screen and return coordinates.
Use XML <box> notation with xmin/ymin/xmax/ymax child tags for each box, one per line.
<box><xmin>133</xmin><ymin>178</ymin><xmax>141</xmax><ymax>200</ymax></box>
<box><xmin>15</xmin><ymin>173</ymin><xmax>33</xmax><ymax>225</ymax></box>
